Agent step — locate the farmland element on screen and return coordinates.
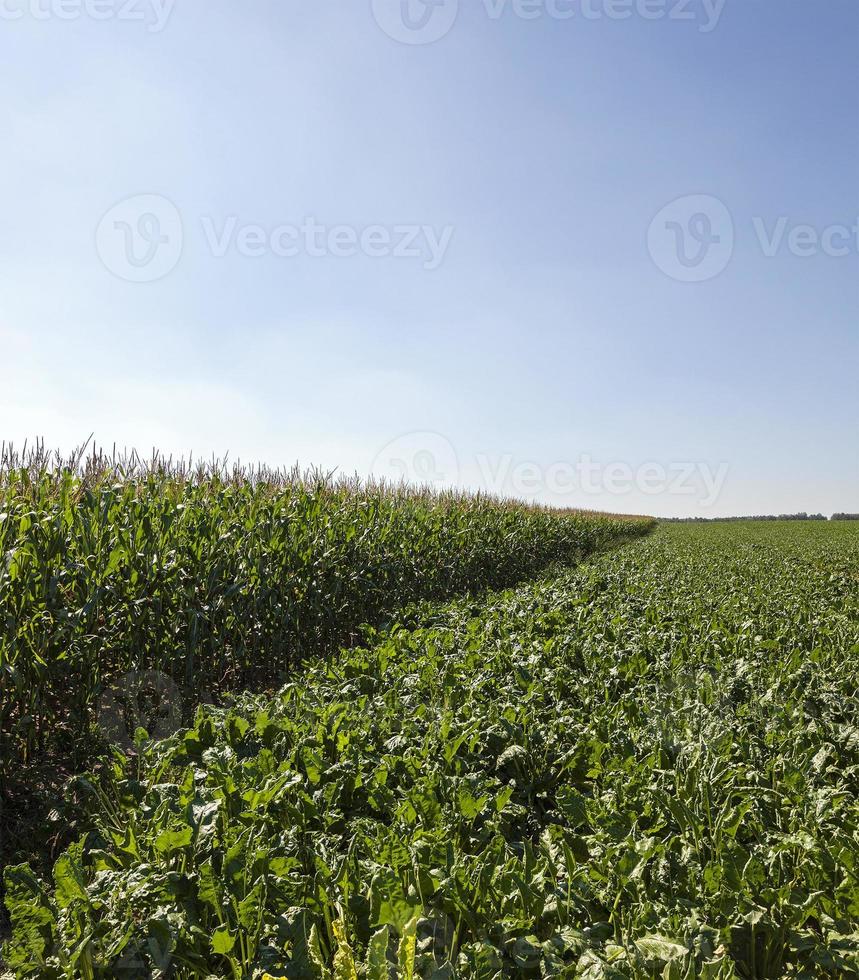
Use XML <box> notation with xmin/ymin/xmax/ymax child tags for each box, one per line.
<box><xmin>0</xmin><ymin>453</ymin><xmax>649</xmax><ymax>782</ymax></box>
<box><xmin>3</xmin><ymin>513</ymin><xmax>857</xmax><ymax>978</ymax></box>
<box><xmin>0</xmin><ymin>455</ymin><xmax>650</xmax><ymax>930</ymax></box>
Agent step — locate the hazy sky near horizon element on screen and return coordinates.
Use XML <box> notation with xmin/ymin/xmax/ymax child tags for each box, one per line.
<box><xmin>1</xmin><ymin>0</ymin><xmax>856</xmax><ymax>517</ymax></box>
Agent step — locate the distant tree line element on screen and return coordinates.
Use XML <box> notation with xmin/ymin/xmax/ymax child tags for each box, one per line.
<box><xmin>661</xmin><ymin>513</ymin><xmax>832</xmax><ymax>523</ymax></box>
<box><xmin>832</xmin><ymin>513</ymin><xmax>859</xmax><ymax>521</ymax></box>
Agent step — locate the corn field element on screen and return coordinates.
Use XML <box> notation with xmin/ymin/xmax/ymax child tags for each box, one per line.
<box><xmin>0</xmin><ymin>444</ymin><xmax>653</xmax><ymax>779</ymax></box>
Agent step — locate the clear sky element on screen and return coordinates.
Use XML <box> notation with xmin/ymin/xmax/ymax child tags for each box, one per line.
<box><xmin>1</xmin><ymin>0</ymin><xmax>856</xmax><ymax>517</ymax></box>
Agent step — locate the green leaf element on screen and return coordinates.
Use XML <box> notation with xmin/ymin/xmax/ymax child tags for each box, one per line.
<box><xmin>154</xmin><ymin>826</ymin><xmax>194</xmax><ymax>855</ymax></box>
<box><xmin>332</xmin><ymin>919</ymin><xmax>358</xmax><ymax>980</ymax></box>
<box><xmin>457</xmin><ymin>785</ymin><xmax>489</xmax><ymax>821</ymax></box>
<box><xmin>2</xmin><ymin>864</ymin><xmax>57</xmax><ymax>972</ymax></box>
<box><xmin>397</xmin><ymin>915</ymin><xmax>419</xmax><ymax>980</ymax></box>
<box><xmin>370</xmin><ymin>870</ymin><xmax>421</xmax><ymax>933</ymax></box>
<box><xmin>53</xmin><ymin>843</ymin><xmax>89</xmax><ymax>910</ymax></box>
<box><xmin>365</xmin><ymin>925</ymin><xmax>390</xmax><ymax>980</ymax></box>
<box><xmin>211</xmin><ymin>927</ymin><xmax>236</xmax><ymax>955</ymax></box>
<box><xmin>308</xmin><ymin>923</ymin><xmax>330</xmax><ymax>980</ymax></box>
<box><xmin>634</xmin><ymin>935</ymin><xmax>689</xmax><ymax>963</ymax></box>
<box><xmin>556</xmin><ymin>786</ymin><xmax>588</xmax><ymax>829</ymax></box>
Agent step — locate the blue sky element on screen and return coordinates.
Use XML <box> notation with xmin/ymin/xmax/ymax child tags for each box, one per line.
<box><xmin>1</xmin><ymin>0</ymin><xmax>856</xmax><ymax>516</ymax></box>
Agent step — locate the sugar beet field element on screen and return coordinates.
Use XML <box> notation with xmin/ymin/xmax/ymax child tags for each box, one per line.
<box><xmin>1</xmin><ymin>465</ymin><xmax>857</xmax><ymax>978</ymax></box>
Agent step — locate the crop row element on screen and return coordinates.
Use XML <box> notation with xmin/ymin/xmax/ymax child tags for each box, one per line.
<box><xmin>0</xmin><ymin>456</ymin><xmax>651</xmax><ymax>779</ymax></box>
<box><xmin>5</xmin><ymin>521</ymin><xmax>857</xmax><ymax>977</ymax></box>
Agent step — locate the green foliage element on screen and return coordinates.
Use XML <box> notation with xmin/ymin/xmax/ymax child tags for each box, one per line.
<box><xmin>0</xmin><ymin>458</ymin><xmax>649</xmax><ymax>776</ymax></box>
<box><xmin>4</xmin><ymin>521</ymin><xmax>858</xmax><ymax>978</ymax></box>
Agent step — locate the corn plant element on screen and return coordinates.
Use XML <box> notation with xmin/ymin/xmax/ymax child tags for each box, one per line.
<box><xmin>0</xmin><ymin>443</ymin><xmax>652</xmax><ymax>781</ymax></box>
